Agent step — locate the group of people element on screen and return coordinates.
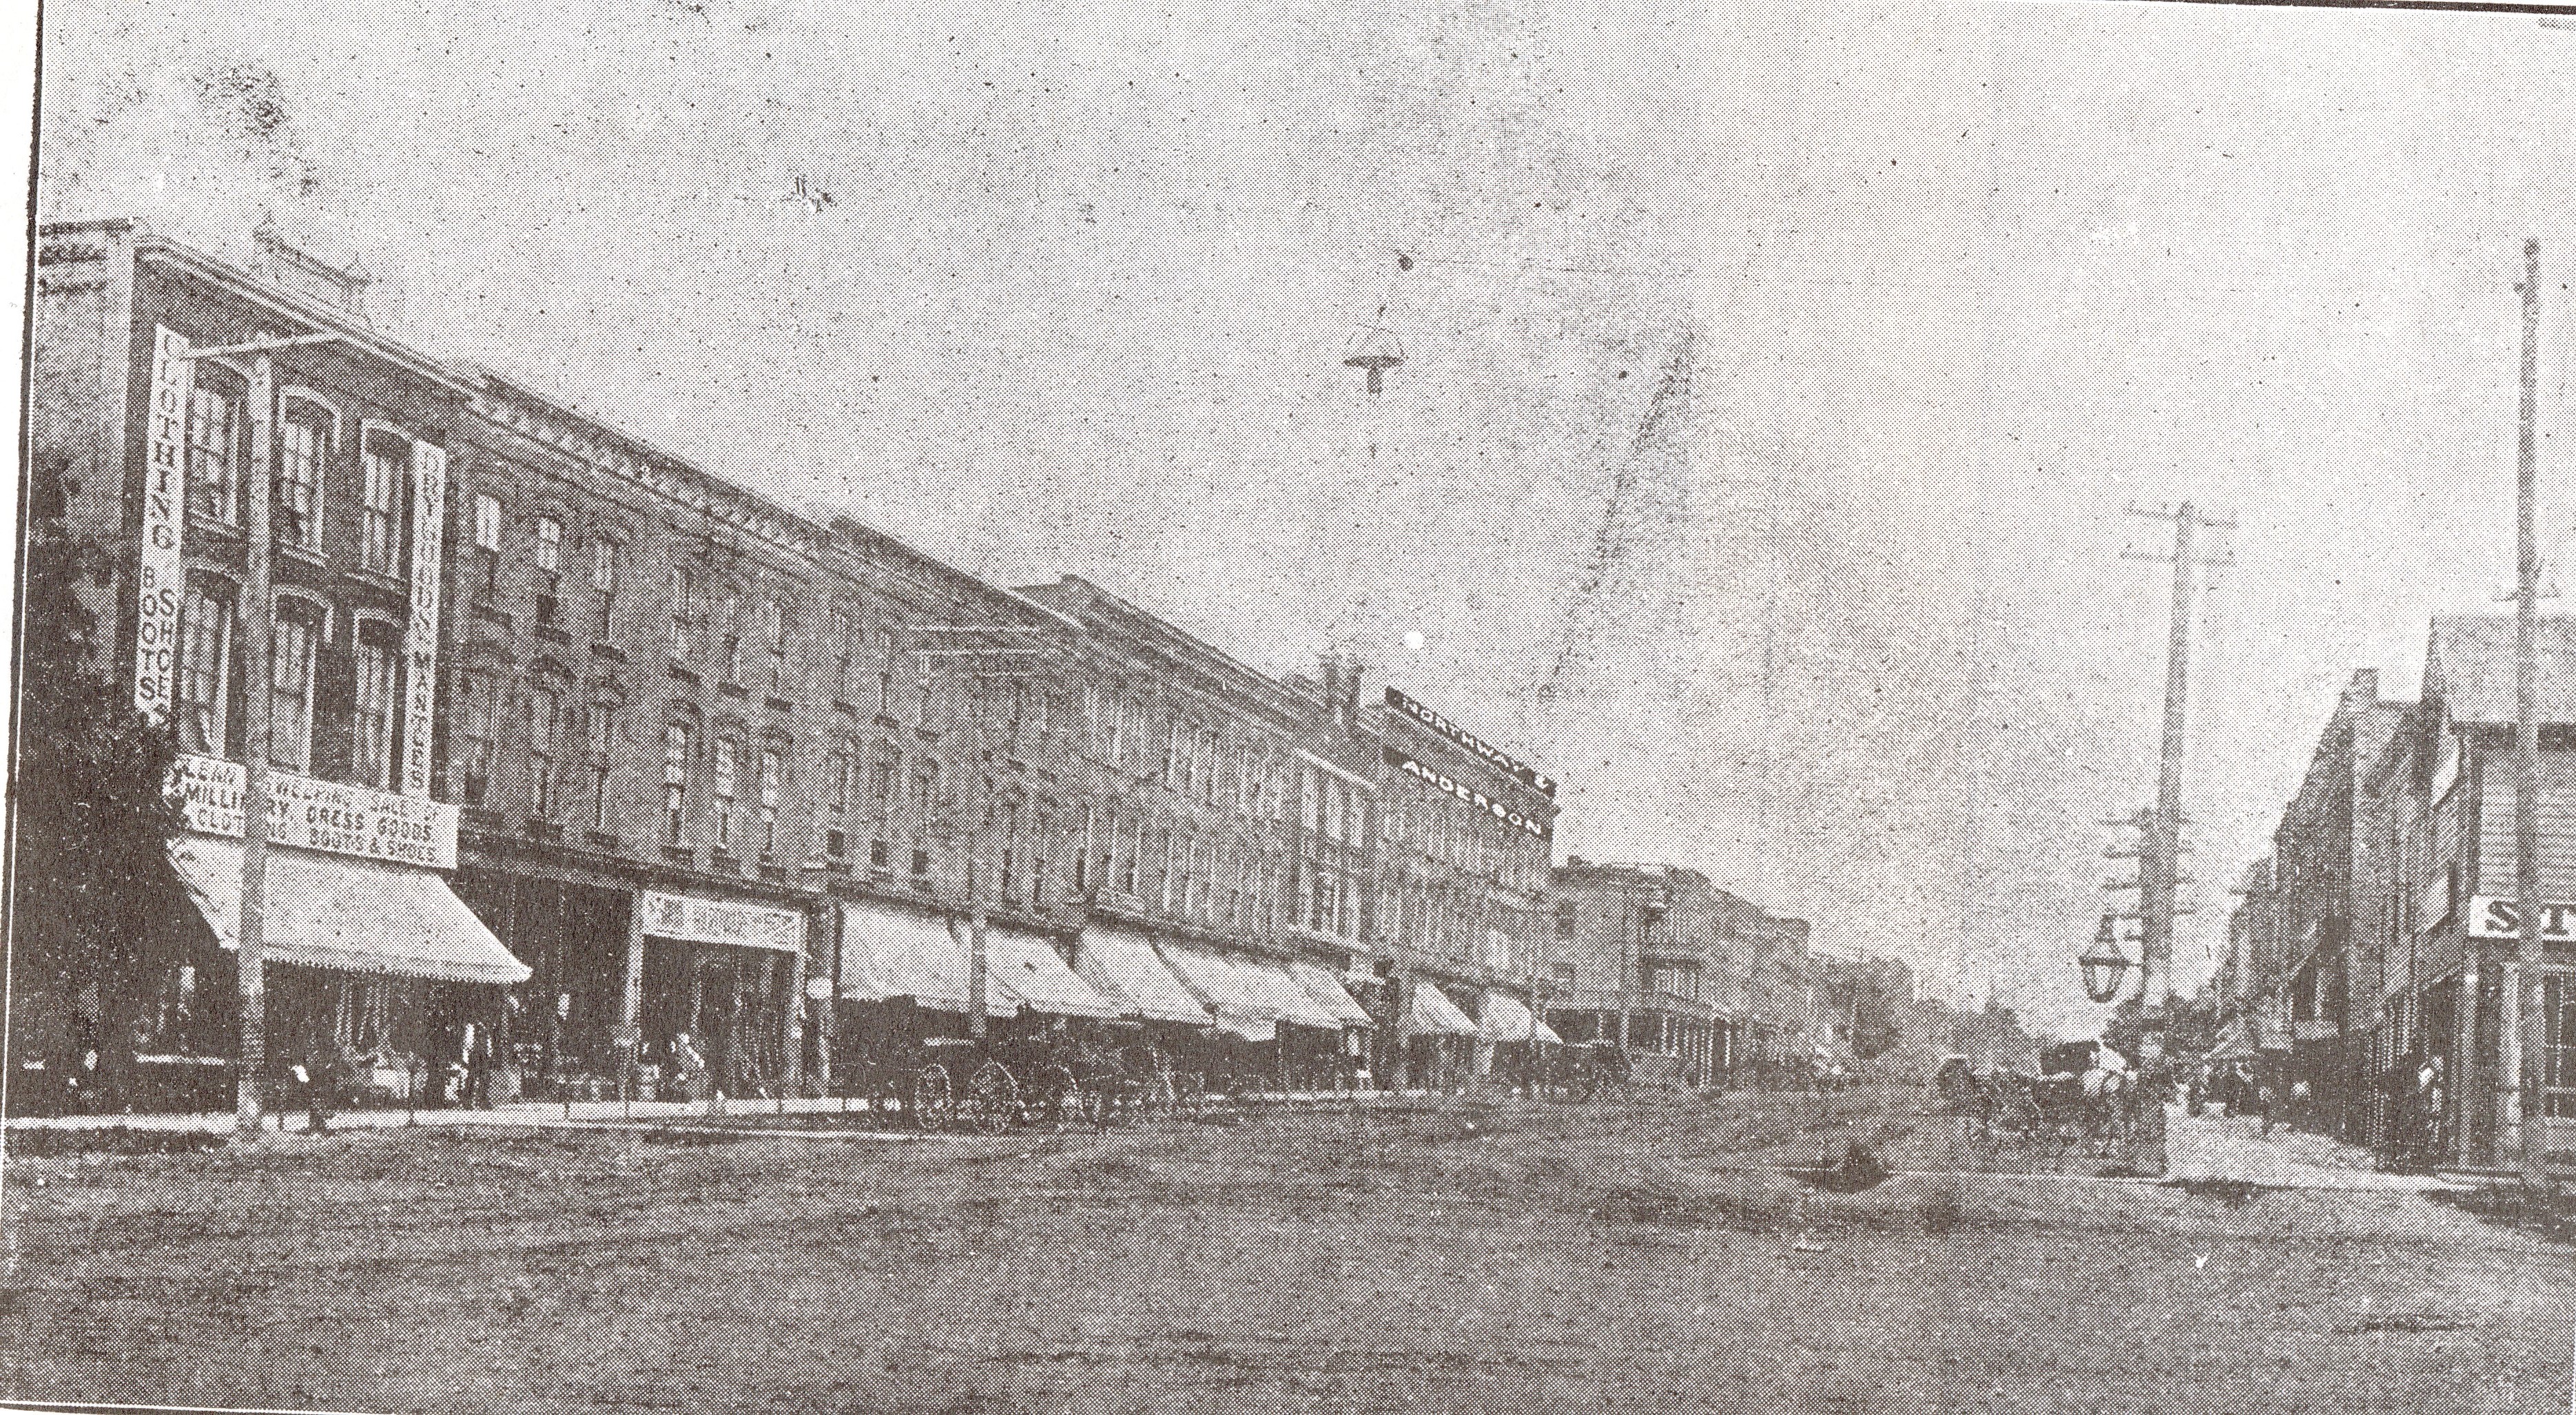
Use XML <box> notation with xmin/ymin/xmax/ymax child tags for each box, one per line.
<box><xmin>2188</xmin><ymin>1060</ymin><xmax>2311</xmax><ymax>1135</ymax></box>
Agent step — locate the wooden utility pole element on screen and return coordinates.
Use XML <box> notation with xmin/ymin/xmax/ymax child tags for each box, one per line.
<box><xmin>2512</xmin><ymin>236</ymin><xmax>2546</xmax><ymax>1182</ymax></box>
<box><xmin>165</xmin><ymin>329</ymin><xmax>342</xmax><ymax>1139</ymax></box>
<box><xmin>2122</xmin><ymin>502</ymin><xmax>2234</xmax><ymax>1074</ymax></box>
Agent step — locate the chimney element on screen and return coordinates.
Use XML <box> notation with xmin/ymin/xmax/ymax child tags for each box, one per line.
<box><xmin>251</xmin><ymin>218</ymin><xmax>371</xmax><ymax>320</ymax></box>
<box><xmin>1320</xmin><ymin>655</ymin><xmax>1345</xmax><ymax>723</ymax></box>
<box><xmin>1341</xmin><ymin>657</ymin><xmax>1365</xmax><ymax>721</ymax></box>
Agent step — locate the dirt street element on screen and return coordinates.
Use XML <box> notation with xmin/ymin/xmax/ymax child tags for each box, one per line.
<box><xmin>2</xmin><ymin>1092</ymin><xmax>2566</xmax><ymax>1414</ymax></box>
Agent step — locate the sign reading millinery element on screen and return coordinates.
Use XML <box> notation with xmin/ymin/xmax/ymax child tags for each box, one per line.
<box><xmin>402</xmin><ymin>440</ymin><xmax>447</xmax><ymax>798</ymax></box>
<box><xmin>134</xmin><ymin>326</ymin><xmax>194</xmax><ymax>722</ymax></box>
<box><xmin>1381</xmin><ymin>745</ymin><xmax>1551</xmax><ymax>840</ymax></box>
<box><xmin>639</xmin><ymin>891</ymin><xmax>803</xmax><ymax>952</ymax></box>
<box><xmin>1384</xmin><ymin>687</ymin><xmax>1556</xmax><ymax>797</ymax></box>
<box><xmin>169</xmin><ymin>754</ymin><xmax>460</xmax><ymax>869</ymax></box>
<box><xmin>2467</xmin><ymin>896</ymin><xmax>2576</xmax><ymax>948</ymax></box>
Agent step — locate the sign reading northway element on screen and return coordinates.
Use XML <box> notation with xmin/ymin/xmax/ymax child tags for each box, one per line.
<box><xmin>169</xmin><ymin>754</ymin><xmax>460</xmax><ymax>870</ymax></box>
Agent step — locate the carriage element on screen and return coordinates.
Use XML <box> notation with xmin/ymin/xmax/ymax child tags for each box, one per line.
<box><xmin>834</xmin><ymin>1007</ymin><xmax>1179</xmax><ymax>1133</ymax></box>
<box><xmin>1962</xmin><ymin>1042</ymin><xmax>2143</xmax><ymax>1157</ymax></box>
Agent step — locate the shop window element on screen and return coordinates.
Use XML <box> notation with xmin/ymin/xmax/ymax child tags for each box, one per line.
<box><xmin>177</xmin><ymin>580</ymin><xmax>235</xmax><ymax>756</ymax></box>
<box><xmin>267</xmin><ymin>604</ymin><xmax>320</xmax><ymax>773</ymax></box>
<box><xmin>186</xmin><ymin>368</ymin><xmax>243</xmax><ymax>524</ymax></box>
<box><xmin>351</xmin><ymin>628</ymin><xmax>400</xmax><ymax>790</ymax></box>
<box><xmin>360</xmin><ymin>433</ymin><xmax>404</xmax><ymax>575</ymax></box>
<box><xmin>276</xmin><ymin>402</ymin><xmax>329</xmax><ymax>551</ymax></box>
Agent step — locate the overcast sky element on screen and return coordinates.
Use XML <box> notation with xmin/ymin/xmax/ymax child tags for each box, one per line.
<box><xmin>35</xmin><ymin>0</ymin><xmax>2576</xmax><ymax>1030</ymax></box>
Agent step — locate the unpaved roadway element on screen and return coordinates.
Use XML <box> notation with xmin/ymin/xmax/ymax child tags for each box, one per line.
<box><xmin>2</xmin><ymin>1091</ymin><xmax>2565</xmax><ymax>1413</ymax></box>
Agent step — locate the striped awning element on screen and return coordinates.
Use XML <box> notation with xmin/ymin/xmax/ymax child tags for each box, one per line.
<box><xmin>168</xmin><ymin>837</ymin><xmax>528</xmax><ymax>987</ymax></box>
<box><xmin>1073</xmin><ymin>924</ymin><xmax>1212</xmax><ymax>1026</ymax></box>
<box><xmin>1401</xmin><ymin>982</ymin><xmax>1481</xmax><ymax>1037</ymax></box>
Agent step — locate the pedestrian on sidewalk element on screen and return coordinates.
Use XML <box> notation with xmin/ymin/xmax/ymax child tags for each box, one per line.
<box><xmin>2287</xmin><ymin>1077</ymin><xmax>2311</xmax><ymax>1133</ymax></box>
<box><xmin>2256</xmin><ymin>1075</ymin><xmax>2278</xmax><ymax>1135</ymax></box>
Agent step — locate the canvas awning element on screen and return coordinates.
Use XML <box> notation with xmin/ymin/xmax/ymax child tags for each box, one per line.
<box><xmin>1073</xmin><ymin>925</ymin><xmax>1212</xmax><ymax>1026</ymax></box>
<box><xmin>1531</xmin><ymin>1017</ymin><xmax>1565</xmax><ymax>1046</ymax></box>
<box><xmin>1157</xmin><ymin>944</ymin><xmax>1321</xmax><ymax>1042</ymax></box>
<box><xmin>1288</xmin><ymin>960</ymin><xmax>1375</xmax><ymax>1027</ymax></box>
<box><xmin>1401</xmin><ymin>982</ymin><xmax>1481</xmax><ymax>1037</ymax></box>
<box><xmin>838</xmin><ymin>903</ymin><xmax>1021</xmax><ymax>1017</ymax></box>
<box><xmin>985</xmin><ymin>927</ymin><xmax>1122</xmax><ymax>1019</ymax></box>
<box><xmin>167</xmin><ymin>836</ymin><xmax>528</xmax><ymax>987</ymax></box>
<box><xmin>1478</xmin><ymin>991</ymin><xmax>1539</xmax><ymax>1044</ymax></box>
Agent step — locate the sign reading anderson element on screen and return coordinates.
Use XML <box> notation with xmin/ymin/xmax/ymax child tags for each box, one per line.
<box><xmin>1383</xmin><ymin>686</ymin><xmax>1557</xmax><ymax>797</ymax></box>
<box><xmin>1383</xmin><ymin>745</ymin><xmax>1552</xmax><ymax>840</ymax></box>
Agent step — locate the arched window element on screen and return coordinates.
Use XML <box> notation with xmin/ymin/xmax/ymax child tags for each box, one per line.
<box><xmin>177</xmin><ymin>577</ymin><xmax>236</xmax><ymax>756</ymax></box>
<box><xmin>351</xmin><ymin>618</ymin><xmax>402</xmax><ymax>790</ymax></box>
<box><xmin>276</xmin><ymin>398</ymin><xmax>333</xmax><ymax>552</ymax></box>
<box><xmin>267</xmin><ymin>597</ymin><xmax>327</xmax><ymax>772</ymax></box>
<box><xmin>187</xmin><ymin>365</ymin><xmax>245</xmax><ymax>524</ymax></box>
<box><xmin>712</xmin><ymin>736</ymin><xmax>741</xmax><ymax>852</ymax></box>
<box><xmin>662</xmin><ymin>721</ymin><xmax>693</xmax><ymax>845</ymax></box>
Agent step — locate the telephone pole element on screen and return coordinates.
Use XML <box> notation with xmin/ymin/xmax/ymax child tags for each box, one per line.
<box><xmin>2122</xmin><ymin>501</ymin><xmax>2234</xmax><ymax>1072</ymax></box>
<box><xmin>2511</xmin><ymin>237</ymin><xmax>2546</xmax><ymax>1182</ymax></box>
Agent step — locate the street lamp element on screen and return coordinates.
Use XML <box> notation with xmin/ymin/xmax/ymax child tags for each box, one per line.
<box><xmin>2079</xmin><ymin>916</ymin><xmax>2134</xmax><ymax>1005</ymax></box>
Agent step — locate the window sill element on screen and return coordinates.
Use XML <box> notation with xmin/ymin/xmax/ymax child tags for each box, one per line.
<box><xmin>717</xmin><ymin>682</ymin><xmax>750</xmax><ymax>700</ymax></box>
<box><xmin>666</xmin><ymin>663</ymin><xmax>699</xmax><ymax>685</ymax></box>
<box><xmin>590</xmin><ymin>641</ymin><xmax>626</xmax><ymax>662</ymax></box>
<box><xmin>765</xmin><ymin>696</ymin><xmax>796</xmax><ymax>714</ymax></box>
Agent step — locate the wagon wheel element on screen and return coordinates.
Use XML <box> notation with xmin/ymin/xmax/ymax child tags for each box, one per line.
<box><xmin>911</xmin><ymin>1064</ymin><xmax>955</xmax><ymax>1133</ymax></box>
<box><xmin>1033</xmin><ymin>1064</ymin><xmax>1082</xmax><ymax>1131</ymax></box>
<box><xmin>961</xmin><ymin>1060</ymin><xmax>1020</xmax><ymax>1134</ymax></box>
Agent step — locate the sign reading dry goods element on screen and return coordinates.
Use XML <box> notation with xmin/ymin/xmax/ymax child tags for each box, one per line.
<box><xmin>639</xmin><ymin>891</ymin><xmax>804</xmax><ymax>952</ymax></box>
<box><xmin>1382</xmin><ymin>745</ymin><xmax>1551</xmax><ymax>840</ymax></box>
<box><xmin>1384</xmin><ymin>686</ymin><xmax>1556</xmax><ymax>797</ymax></box>
<box><xmin>169</xmin><ymin>754</ymin><xmax>460</xmax><ymax>869</ymax></box>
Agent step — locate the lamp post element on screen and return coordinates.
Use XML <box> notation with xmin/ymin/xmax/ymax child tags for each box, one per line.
<box><xmin>2079</xmin><ymin>916</ymin><xmax>2135</xmax><ymax>1007</ymax></box>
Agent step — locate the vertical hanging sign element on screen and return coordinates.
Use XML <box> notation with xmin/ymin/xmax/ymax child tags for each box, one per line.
<box><xmin>134</xmin><ymin>326</ymin><xmax>194</xmax><ymax>721</ymax></box>
<box><xmin>401</xmin><ymin>440</ymin><xmax>446</xmax><ymax>798</ymax></box>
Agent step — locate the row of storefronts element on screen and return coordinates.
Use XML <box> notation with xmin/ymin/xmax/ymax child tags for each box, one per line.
<box><xmin>18</xmin><ymin>217</ymin><xmax>1610</xmax><ymax>1117</ymax></box>
<box><xmin>2221</xmin><ymin>631</ymin><xmax>2576</xmax><ymax>1171</ymax></box>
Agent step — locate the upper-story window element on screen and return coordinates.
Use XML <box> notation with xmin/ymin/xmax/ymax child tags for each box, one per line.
<box><xmin>829</xmin><ymin>606</ymin><xmax>854</xmax><ymax>701</ymax></box>
<box><xmin>763</xmin><ymin>598</ymin><xmax>788</xmax><ymax>696</ymax></box>
<box><xmin>663</xmin><ymin>723</ymin><xmax>692</xmax><ymax>845</ymax></box>
<box><xmin>360</xmin><ymin>433</ymin><xmax>405</xmax><ymax>575</ymax></box>
<box><xmin>351</xmin><ymin>624</ymin><xmax>400</xmax><ymax>791</ymax></box>
<box><xmin>759</xmin><ymin>746</ymin><xmax>783</xmax><ymax>859</ymax></box>
<box><xmin>267</xmin><ymin>601</ymin><xmax>322</xmax><ymax>774</ymax></box>
<box><xmin>533</xmin><ymin>516</ymin><xmax>563</xmax><ymax>628</ymax></box>
<box><xmin>712</xmin><ymin>737</ymin><xmax>741</xmax><ymax>852</ymax></box>
<box><xmin>587</xmin><ymin>698</ymin><xmax>617</xmax><ymax>834</ymax></box>
<box><xmin>669</xmin><ymin>566</ymin><xmax>698</xmax><ymax>661</ymax></box>
<box><xmin>186</xmin><ymin>368</ymin><xmax>244</xmax><ymax>524</ymax></box>
<box><xmin>276</xmin><ymin>402</ymin><xmax>329</xmax><ymax>552</ymax></box>
<box><xmin>528</xmin><ymin>686</ymin><xmax>562</xmax><ymax>819</ymax></box>
<box><xmin>471</xmin><ymin>494</ymin><xmax>503</xmax><ymax>595</ymax></box>
<box><xmin>460</xmin><ymin>675</ymin><xmax>498</xmax><ymax>806</ymax></box>
<box><xmin>177</xmin><ymin>579</ymin><xmax>235</xmax><ymax>756</ymax></box>
<box><xmin>720</xmin><ymin>590</ymin><xmax>745</xmax><ymax>684</ymax></box>
<box><xmin>590</xmin><ymin>537</ymin><xmax>620</xmax><ymax>639</ymax></box>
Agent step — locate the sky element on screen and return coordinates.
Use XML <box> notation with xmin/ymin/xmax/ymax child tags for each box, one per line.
<box><xmin>31</xmin><ymin>0</ymin><xmax>2576</xmax><ymax>1030</ymax></box>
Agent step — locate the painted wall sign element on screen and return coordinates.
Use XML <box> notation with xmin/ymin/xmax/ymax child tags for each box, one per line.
<box><xmin>134</xmin><ymin>325</ymin><xmax>194</xmax><ymax>721</ymax></box>
<box><xmin>1384</xmin><ymin>686</ymin><xmax>1556</xmax><ymax>797</ymax></box>
<box><xmin>402</xmin><ymin>440</ymin><xmax>447</xmax><ymax>798</ymax></box>
<box><xmin>2466</xmin><ymin>896</ymin><xmax>2576</xmax><ymax>948</ymax></box>
<box><xmin>169</xmin><ymin>754</ymin><xmax>460</xmax><ymax>869</ymax></box>
<box><xmin>1382</xmin><ymin>745</ymin><xmax>1552</xmax><ymax>840</ymax></box>
<box><xmin>639</xmin><ymin>890</ymin><xmax>804</xmax><ymax>953</ymax></box>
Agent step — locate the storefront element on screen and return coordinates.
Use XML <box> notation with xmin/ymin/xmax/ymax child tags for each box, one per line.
<box><xmin>626</xmin><ymin>889</ymin><xmax>807</xmax><ymax>1102</ymax></box>
<box><xmin>1399</xmin><ymin>980</ymin><xmax>1481</xmax><ymax>1091</ymax></box>
<box><xmin>158</xmin><ymin>758</ymin><xmax>530</xmax><ymax>1110</ymax></box>
<box><xmin>1157</xmin><ymin>942</ymin><xmax>1353</xmax><ymax>1093</ymax></box>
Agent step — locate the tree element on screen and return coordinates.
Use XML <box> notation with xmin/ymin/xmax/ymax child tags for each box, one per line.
<box><xmin>6</xmin><ymin>446</ymin><xmax>183</xmax><ymax>1110</ymax></box>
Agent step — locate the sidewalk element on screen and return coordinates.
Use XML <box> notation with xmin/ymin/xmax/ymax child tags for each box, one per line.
<box><xmin>2162</xmin><ymin>1104</ymin><xmax>2457</xmax><ymax>1191</ymax></box>
<box><xmin>3</xmin><ymin>1088</ymin><xmax>1451</xmax><ymax>1138</ymax></box>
